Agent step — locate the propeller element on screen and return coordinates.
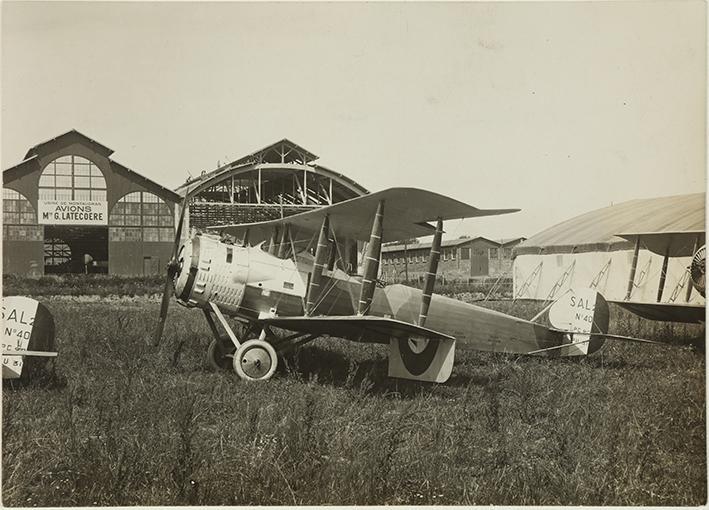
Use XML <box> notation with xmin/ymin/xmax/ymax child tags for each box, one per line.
<box><xmin>153</xmin><ymin>194</ymin><xmax>189</xmax><ymax>346</ymax></box>
<box><xmin>690</xmin><ymin>245</ymin><xmax>705</xmax><ymax>298</ymax></box>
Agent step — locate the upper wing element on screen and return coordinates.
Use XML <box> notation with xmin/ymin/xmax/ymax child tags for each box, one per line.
<box><xmin>208</xmin><ymin>187</ymin><xmax>518</xmax><ymax>246</ymax></box>
<box><xmin>617</xmin><ymin>230</ymin><xmax>705</xmax><ymax>257</ymax></box>
<box><xmin>260</xmin><ymin>315</ymin><xmax>455</xmax><ymax>344</ymax></box>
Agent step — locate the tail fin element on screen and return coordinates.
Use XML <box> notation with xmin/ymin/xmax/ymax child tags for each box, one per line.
<box><xmin>547</xmin><ymin>288</ymin><xmax>609</xmax><ymax>356</ymax></box>
<box><xmin>2</xmin><ymin>355</ymin><xmax>25</xmax><ymax>379</ymax></box>
<box><xmin>388</xmin><ymin>336</ymin><xmax>456</xmax><ymax>383</ymax></box>
<box><xmin>2</xmin><ymin>297</ymin><xmax>57</xmax><ymax>381</ymax></box>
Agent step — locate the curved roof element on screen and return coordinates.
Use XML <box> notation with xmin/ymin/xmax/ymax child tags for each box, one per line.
<box><xmin>176</xmin><ymin>162</ymin><xmax>368</xmax><ymax>199</ymax></box>
<box><xmin>515</xmin><ymin>193</ymin><xmax>705</xmax><ymax>256</ymax></box>
<box><xmin>175</xmin><ymin>138</ymin><xmax>368</xmax><ymax>197</ymax></box>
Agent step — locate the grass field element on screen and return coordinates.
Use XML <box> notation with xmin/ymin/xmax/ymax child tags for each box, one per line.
<box><xmin>2</xmin><ymin>295</ymin><xmax>706</xmax><ymax>506</ymax></box>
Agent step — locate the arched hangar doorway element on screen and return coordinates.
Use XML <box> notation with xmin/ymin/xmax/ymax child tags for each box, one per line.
<box><xmin>38</xmin><ymin>154</ymin><xmax>109</xmax><ymax>274</ymax></box>
<box><xmin>43</xmin><ymin>227</ymin><xmax>108</xmax><ymax>274</ymax></box>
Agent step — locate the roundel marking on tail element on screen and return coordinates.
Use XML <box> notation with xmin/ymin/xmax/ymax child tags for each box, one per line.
<box><xmin>397</xmin><ymin>337</ymin><xmax>440</xmax><ymax>376</ymax></box>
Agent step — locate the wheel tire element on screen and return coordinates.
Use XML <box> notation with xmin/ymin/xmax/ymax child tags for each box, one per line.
<box><xmin>207</xmin><ymin>339</ymin><xmax>235</xmax><ymax>371</ymax></box>
<box><xmin>233</xmin><ymin>339</ymin><xmax>278</xmax><ymax>381</ymax></box>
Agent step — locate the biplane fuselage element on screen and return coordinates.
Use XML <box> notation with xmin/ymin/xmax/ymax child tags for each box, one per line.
<box><xmin>173</xmin><ymin>234</ymin><xmax>596</xmax><ymax>356</ymax></box>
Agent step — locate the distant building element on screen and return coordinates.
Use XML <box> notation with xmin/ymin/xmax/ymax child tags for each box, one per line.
<box><xmin>3</xmin><ymin>130</ymin><xmax>181</xmax><ymax>276</ymax></box>
<box><xmin>381</xmin><ymin>236</ymin><xmax>526</xmax><ymax>282</ymax></box>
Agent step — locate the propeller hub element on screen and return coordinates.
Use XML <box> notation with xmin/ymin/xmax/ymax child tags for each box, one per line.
<box><xmin>167</xmin><ymin>258</ymin><xmax>180</xmax><ymax>279</ymax></box>
<box><xmin>172</xmin><ymin>239</ymin><xmax>195</xmax><ymax>302</ymax></box>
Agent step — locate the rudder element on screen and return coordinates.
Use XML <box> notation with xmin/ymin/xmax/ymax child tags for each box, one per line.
<box><xmin>547</xmin><ymin>288</ymin><xmax>609</xmax><ymax>356</ymax></box>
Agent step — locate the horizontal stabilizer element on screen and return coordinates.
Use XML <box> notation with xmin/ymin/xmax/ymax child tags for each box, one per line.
<box><xmin>209</xmin><ymin>187</ymin><xmax>518</xmax><ymax>246</ymax></box>
<box><xmin>528</xmin><ymin>330</ymin><xmax>666</xmax><ymax>354</ymax></box>
<box><xmin>260</xmin><ymin>314</ymin><xmax>454</xmax><ymax>344</ymax></box>
<box><xmin>2</xmin><ymin>350</ymin><xmax>58</xmax><ymax>357</ymax></box>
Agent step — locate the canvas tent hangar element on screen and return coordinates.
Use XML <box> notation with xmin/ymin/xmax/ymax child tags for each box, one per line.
<box><xmin>513</xmin><ymin>193</ymin><xmax>705</xmax><ymax>321</ymax></box>
<box><xmin>514</xmin><ymin>193</ymin><xmax>705</xmax><ymax>256</ymax></box>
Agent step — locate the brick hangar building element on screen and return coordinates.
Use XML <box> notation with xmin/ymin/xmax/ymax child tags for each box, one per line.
<box><xmin>3</xmin><ymin>131</ymin><xmax>181</xmax><ymax>276</ymax></box>
<box><xmin>381</xmin><ymin>237</ymin><xmax>526</xmax><ymax>283</ymax></box>
<box><xmin>2</xmin><ymin>131</ymin><xmax>368</xmax><ymax>276</ymax></box>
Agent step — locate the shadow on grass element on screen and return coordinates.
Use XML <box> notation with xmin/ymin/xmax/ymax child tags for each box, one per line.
<box><xmin>274</xmin><ymin>336</ymin><xmax>704</xmax><ymax>397</ymax></box>
<box><xmin>277</xmin><ymin>343</ymin><xmax>562</xmax><ymax>397</ymax></box>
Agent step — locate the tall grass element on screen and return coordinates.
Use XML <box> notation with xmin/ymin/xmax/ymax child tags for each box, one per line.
<box><xmin>2</xmin><ymin>274</ymin><xmax>165</xmax><ymax>298</ymax></box>
<box><xmin>2</xmin><ymin>299</ymin><xmax>705</xmax><ymax>506</ymax></box>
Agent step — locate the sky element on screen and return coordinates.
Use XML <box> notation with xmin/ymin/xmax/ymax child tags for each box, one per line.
<box><xmin>1</xmin><ymin>1</ymin><xmax>706</xmax><ymax>241</ymax></box>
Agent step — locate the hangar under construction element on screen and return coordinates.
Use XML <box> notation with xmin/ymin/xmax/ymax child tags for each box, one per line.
<box><xmin>176</xmin><ymin>139</ymin><xmax>368</xmax><ymax>229</ymax></box>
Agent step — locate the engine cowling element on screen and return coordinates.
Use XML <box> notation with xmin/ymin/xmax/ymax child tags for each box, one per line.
<box><xmin>690</xmin><ymin>245</ymin><xmax>705</xmax><ymax>297</ymax></box>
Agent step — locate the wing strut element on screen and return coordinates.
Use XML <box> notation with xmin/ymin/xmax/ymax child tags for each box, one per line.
<box><xmin>625</xmin><ymin>235</ymin><xmax>640</xmax><ymax>300</ymax></box>
<box><xmin>418</xmin><ymin>218</ymin><xmax>443</xmax><ymax>327</ymax></box>
<box><xmin>267</xmin><ymin>226</ymin><xmax>279</xmax><ymax>256</ymax></box>
<box><xmin>305</xmin><ymin>215</ymin><xmax>331</xmax><ymax>315</ymax></box>
<box><xmin>656</xmin><ymin>244</ymin><xmax>670</xmax><ymax>302</ymax></box>
<box><xmin>686</xmin><ymin>234</ymin><xmax>701</xmax><ymax>302</ymax></box>
<box><xmin>357</xmin><ymin>200</ymin><xmax>384</xmax><ymax>315</ymax></box>
<box><xmin>277</xmin><ymin>224</ymin><xmax>290</xmax><ymax>259</ymax></box>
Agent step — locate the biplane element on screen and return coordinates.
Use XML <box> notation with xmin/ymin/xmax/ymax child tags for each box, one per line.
<box><xmin>154</xmin><ymin>188</ymin><xmax>658</xmax><ymax>383</ymax></box>
<box><xmin>614</xmin><ymin>230</ymin><xmax>705</xmax><ymax>323</ymax></box>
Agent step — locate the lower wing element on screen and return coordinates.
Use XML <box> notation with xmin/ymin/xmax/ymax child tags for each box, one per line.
<box><xmin>610</xmin><ymin>300</ymin><xmax>705</xmax><ymax>324</ymax></box>
<box><xmin>261</xmin><ymin>315</ymin><xmax>455</xmax><ymax>383</ymax></box>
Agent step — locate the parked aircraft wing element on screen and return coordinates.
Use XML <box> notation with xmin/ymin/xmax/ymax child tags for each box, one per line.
<box><xmin>260</xmin><ymin>314</ymin><xmax>455</xmax><ymax>344</ymax></box>
<box><xmin>609</xmin><ymin>300</ymin><xmax>706</xmax><ymax>323</ymax></box>
<box><xmin>617</xmin><ymin>230</ymin><xmax>705</xmax><ymax>257</ymax></box>
<box><xmin>209</xmin><ymin>187</ymin><xmax>518</xmax><ymax>246</ymax></box>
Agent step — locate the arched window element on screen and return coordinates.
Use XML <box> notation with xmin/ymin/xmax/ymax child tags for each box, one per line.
<box><xmin>3</xmin><ymin>188</ymin><xmax>36</xmax><ymax>224</ymax></box>
<box><xmin>3</xmin><ymin>188</ymin><xmax>42</xmax><ymax>241</ymax></box>
<box><xmin>109</xmin><ymin>191</ymin><xmax>174</xmax><ymax>242</ymax></box>
<box><xmin>38</xmin><ymin>155</ymin><xmax>107</xmax><ymax>201</ymax></box>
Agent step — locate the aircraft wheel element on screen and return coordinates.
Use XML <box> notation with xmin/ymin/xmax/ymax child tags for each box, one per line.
<box><xmin>233</xmin><ymin>339</ymin><xmax>278</xmax><ymax>381</ymax></box>
<box><xmin>207</xmin><ymin>339</ymin><xmax>236</xmax><ymax>371</ymax></box>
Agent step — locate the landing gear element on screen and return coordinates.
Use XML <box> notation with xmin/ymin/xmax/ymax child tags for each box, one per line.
<box><xmin>233</xmin><ymin>339</ymin><xmax>278</xmax><ymax>381</ymax></box>
<box><xmin>206</xmin><ymin>339</ymin><xmax>236</xmax><ymax>371</ymax></box>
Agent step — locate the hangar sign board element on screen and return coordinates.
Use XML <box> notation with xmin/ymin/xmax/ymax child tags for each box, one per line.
<box><xmin>38</xmin><ymin>199</ymin><xmax>108</xmax><ymax>225</ymax></box>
